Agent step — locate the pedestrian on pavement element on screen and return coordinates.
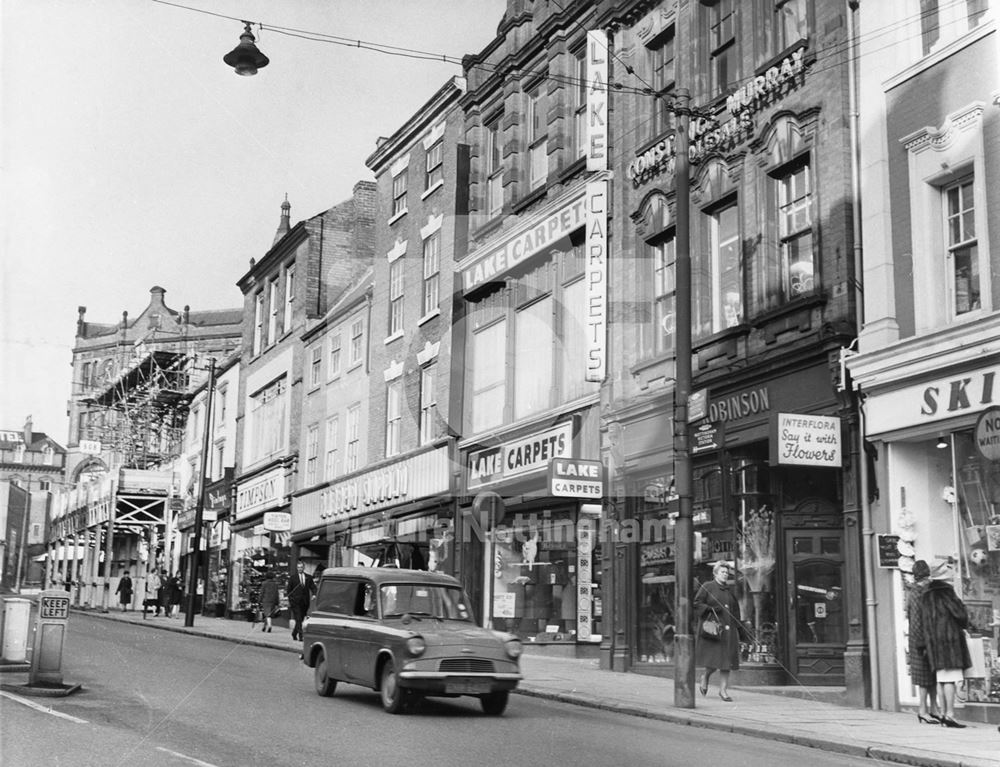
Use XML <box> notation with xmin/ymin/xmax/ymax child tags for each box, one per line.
<box><xmin>286</xmin><ymin>561</ymin><xmax>316</xmax><ymax>641</ymax></box>
<box><xmin>911</xmin><ymin>561</ymin><xmax>971</xmax><ymax>728</ymax></box>
<box><xmin>907</xmin><ymin>560</ymin><xmax>940</xmax><ymax>724</ymax></box>
<box><xmin>156</xmin><ymin>569</ymin><xmax>168</xmax><ymax>616</ymax></box>
<box><xmin>694</xmin><ymin>560</ymin><xmax>744</xmax><ymax>702</ymax></box>
<box><xmin>259</xmin><ymin>572</ymin><xmax>279</xmax><ymax>633</ymax></box>
<box><xmin>148</xmin><ymin>568</ymin><xmax>163</xmax><ymax>617</ymax></box>
<box><xmin>116</xmin><ymin>569</ymin><xmax>133</xmax><ymax>612</ymax></box>
<box><xmin>167</xmin><ymin>574</ymin><xmax>183</xmax><ymax>618</ymax></box>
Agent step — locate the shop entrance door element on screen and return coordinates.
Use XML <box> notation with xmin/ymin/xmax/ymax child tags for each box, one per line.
<box><xmin>785</xmin><ymin>529</ymin><xmax>845</xmax><ymax>686</ymax></box>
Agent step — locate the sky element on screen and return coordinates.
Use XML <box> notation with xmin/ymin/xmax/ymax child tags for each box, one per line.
<box><xmin>0</xmin><ymin>0</ymin><xmax>507</xmax><ymax>444</ymax></box>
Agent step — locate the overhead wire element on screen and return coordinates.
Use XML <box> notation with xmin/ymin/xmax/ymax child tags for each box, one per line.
<box><xmin>148</xmin><ymin>0</ymin><xmax>985</xmax><ymax>168</ymax></box>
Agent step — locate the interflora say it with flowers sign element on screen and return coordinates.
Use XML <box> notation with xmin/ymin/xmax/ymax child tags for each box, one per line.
<box><xmin>770</xmin><ymin>413</ymin><xmax>841</xmax><ymax>467</ymax></box>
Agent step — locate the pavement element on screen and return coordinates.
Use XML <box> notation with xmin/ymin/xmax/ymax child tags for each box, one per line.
<box><xmin>12</xmin><ymin>606</ymin><xmax>1000</xmax><ymax>767</ymax></box>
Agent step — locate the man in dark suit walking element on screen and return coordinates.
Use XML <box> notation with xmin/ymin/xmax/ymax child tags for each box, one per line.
<box><xmin>286</xmin><ymin>561</ymin><xmax>316</xmax><ymax>641</ymax></box>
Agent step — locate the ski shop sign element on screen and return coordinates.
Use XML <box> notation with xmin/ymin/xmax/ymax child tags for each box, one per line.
<box><xmin>865</xmin><ymin>364</ymin><xmax>1000</xmax><ymax>435</ymax></box>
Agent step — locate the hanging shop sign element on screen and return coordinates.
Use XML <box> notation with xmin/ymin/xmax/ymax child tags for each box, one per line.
<box><xmin>205</xmin><ymin>477</ymin><xmax>232</xmax><ymax>514</ymax></box>
<box><xmin>585</xmin><ymin>178</ymin><xmax>608</xmax><ymax>382</ymax></box>
<box><xmin>176</xmin><ymin>508</ymin><xmax>217</xmax><ymax>530</ymax></box>
<box><xmin>876</xmin><ymin>534</ymin><xmax>902</xmax><ymax>569</ymax></box>
<box><xmin>586</xmin><ymin>30</ymin><xmax>608</xmax><ymax>172</ymax></box>
<box><xmin>770</xmin><ymin>413</ymin><xmax>841</xmax><ymax>467</ymax></box>
<box><xmin>973</xmin><ymin>406</ymin><xmax>1000</xmax><ymax>461</ymax></box>
<box><xmin>548</xmin><ymin>458</ymin><xmax>604</xmax><ymax>498</ymax></box>
<box><xmin>460</xmin><ymin>189</ymin><xmax>587</xmax><ymax>294</ymax></box>
<box><xmin>235</xmin><ymin>467</ymin><xmax>285</xmax><ymax>521</ymax></box>
<box><xmin>577</xmin><ymin>523</ymin><xmax>598</xmax><ymax>642</ymax></box>
<box><xmin>263</xmin><ymin>511</ymin><xmax>291</xmax><ymax>532</ymax></box>
<box><xmin>468</xmin><ymin>421</ymin><xmax>575</xmax><ymax>490</ymax></box>
<box><xmin>177</xmin><ymin>508</ymin><xmax>196</xmax><ymax>530</ymax></box>
<box><xmin>692</xmin><ymin>422</ymin><xmax>723</xmax><ymax>454</ymax></box>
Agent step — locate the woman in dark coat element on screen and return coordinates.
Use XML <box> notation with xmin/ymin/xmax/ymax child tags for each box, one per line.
<box><xmin>911</xmin><ymin>565</ymin><xmax>971</xmax><ymax>728</ymax></box>
<box><xmin>258</xmin><ymin>574</ymin><xmax>279</xmax><ymax>633</ymax></box>
<box><xmin>115</xmin><ymin>569</ymin><xmax>133</xmax><ymax>612</ymax></box>
<box><xmin>166</xmin><ymin>574</ymin><xmax>183</xmax><ymax>618</ymax></box>
<box><xmin>906</xmin><ymin>560</ymin><xmax>940</xmax><ymax>723</ymax></box>
<box><xmin>694</xmin><ymin>560</ymin><xmax>744</xmax><ymax>701</ymax></box>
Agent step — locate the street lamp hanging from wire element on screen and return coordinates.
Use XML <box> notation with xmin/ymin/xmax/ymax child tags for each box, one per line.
<box><xmin>224</xmin><ymin>22</ymin><xmax>269</xmax><ymax>76</ymax></box>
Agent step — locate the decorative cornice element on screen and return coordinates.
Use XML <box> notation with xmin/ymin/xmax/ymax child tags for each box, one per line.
<box><xmin>901</xmin><ymin>102</ymin><xmax>985</xmax><ymax>153</ymax></box>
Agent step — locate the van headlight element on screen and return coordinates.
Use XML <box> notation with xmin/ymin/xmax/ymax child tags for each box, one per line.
<box><xmin>504</xmin><ymin>638</ymin><xmax>523</xmax><ymax>659</ymax></box>
<box><xmin>405</xmin><ymin>636</ymin><xmax>426</xmax><ymax>657</ymax></box>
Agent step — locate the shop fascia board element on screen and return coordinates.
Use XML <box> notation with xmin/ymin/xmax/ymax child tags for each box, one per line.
<box><xmin>848</xmin><ymin>314</ymin><xmax>1000</xmax><ymax>393</ymax></box>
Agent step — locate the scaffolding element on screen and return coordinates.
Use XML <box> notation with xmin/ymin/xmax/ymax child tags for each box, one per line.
<box><xmin>81</xmin><ymin>350</ymin><xmax>192</xmax><ymax>469</ymax></box>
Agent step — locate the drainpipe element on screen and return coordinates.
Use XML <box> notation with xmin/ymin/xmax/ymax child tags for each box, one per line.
<box><xmin>847</xmin><ymin>0</ymin><xmax>880</xmax><ymax>710</ymax></box>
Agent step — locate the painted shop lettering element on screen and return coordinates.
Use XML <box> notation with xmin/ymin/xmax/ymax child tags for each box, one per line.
<box><xmin>726</xmin><ymin>47</ymin><xmax>805</xmax><ymax>115</ymax></box>
<box><xmin>554</xmin><ymin>460</ymin><xmax>600</xmax><ymax>478</ymax></box>
<box><xmin>920</xmin><ymin>372</ymin><xmax>996</xmax><ymax>416</ymax></box>
<box><xmin>552</xmin><ymin>480</ymin><xmax>601</xmax><ymax>496</ymax></box>
<box><xmin>708</xmin><ymin>387</ymin><xmax>770</xmax><ymax>423</ymax></box>
<box><xmin>470</xmin><ymin>450</ymin><xmax>502</xmax><ymax>481</ymax></box>
<box><xmin>462</xmin><ymin>199</ymin><xmax>586</xmax><ymax>292</ymax></box>
<box><xmin>506</xmin><ymin>433</ymin><xmax>567</xmax><ymax>471</ymax></box>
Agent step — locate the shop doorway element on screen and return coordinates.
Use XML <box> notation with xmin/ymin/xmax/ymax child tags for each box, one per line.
<box><xmin>785</xmin><ymin>528</ymin><xmax>845</xmax><ymax>686</ymax></box>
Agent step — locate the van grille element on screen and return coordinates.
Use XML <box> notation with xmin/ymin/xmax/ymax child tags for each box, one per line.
<box><xmin>439</xmin><ymin>658</ymin><xmax>495</xmax><ymax>673</ymax></box>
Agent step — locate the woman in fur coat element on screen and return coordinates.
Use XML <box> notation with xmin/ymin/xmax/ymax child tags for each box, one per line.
<box><xmin>911</xmin><ymin>565</ymin><xmax>971</xmax><ymax>728</ymax></box>
<box><xmin>694</xmin><ymin>560</ymin><xmax>745</xmax><ymax>701</ymax></box>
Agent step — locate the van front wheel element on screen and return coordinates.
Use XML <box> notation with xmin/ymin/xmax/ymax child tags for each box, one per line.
<box><xmin>314</xmin><ymin>653</ymin><xmax>337</xmax><ymax>697</ymax></box>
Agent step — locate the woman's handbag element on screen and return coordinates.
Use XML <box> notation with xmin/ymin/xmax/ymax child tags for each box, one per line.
<box><xmin>963</xmin><ymin>631</ymin><xmax>987</xmax><ymax>678</ymax></box>
<box><xmin>700</xmin><ymin>609</ymin><xmax>722</xmax><ymax>640</ymax></box>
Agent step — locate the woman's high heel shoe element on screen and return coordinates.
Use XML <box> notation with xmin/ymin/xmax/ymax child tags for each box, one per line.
<box><xmin>699</xmin><ymin>679</ymin><xmax>708</xmax><ymax>696</ymax></box>
<box><xmin>719</xmin><ymin>692</ymin><xmax>733</xmax><ymax>702</ymax></box>
<box><xmin>917</xmin><ymin>714</ymin><xmax>937</xmax><ymax>724</ymax></box>
<box><xmin>940</xmin><ymin>716</ymin><xmax>967</xmax><ymax>728</ymax></box>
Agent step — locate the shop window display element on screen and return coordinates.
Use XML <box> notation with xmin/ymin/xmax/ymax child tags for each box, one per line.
<box><xmin>951</xmin><ymin>430</ymin><xmax>1000</xmax><ymax>704</ymax></box>
<box><xmin>729</xmin><ymin>453</ymin><xmax>781</xmax><ymax>665</ymax></box>
<box><xmin>738</xmin><ymin>504</ymin><xmax>780</xmax><ymax>663</ymax></box>
<box><xmin>490</xmin><ymin>509</ymin><xmax>600</xmax><ymax>643</ymax></box>
<box><xmin>205</xmin><ymin>549</ymin><xmax>227</xmax><ymax>616</ymax></box>
<box><xmin>638</xmin><ymin>539</ymin><xmax>675</xmax><ymax>663</ymax></box>
<box><xmin>232</xmin><ymin>534</ymin><xmax>289</xmax><ymax>619</ymax></box>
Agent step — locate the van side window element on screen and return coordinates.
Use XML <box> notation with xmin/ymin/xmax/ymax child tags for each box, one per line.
<box><xmin>315</xmin><ymin>579</ymin><xmax>356</xmax><ymax>614</ymax></box>
<box><xmin>353</xmin><ymin>582</ymin><xmax>377</xmax><ymax>617</ymax></box>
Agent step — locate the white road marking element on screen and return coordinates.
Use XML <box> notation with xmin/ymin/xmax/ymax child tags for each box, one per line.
<box><xmin>0</xmin><ymin>690</ymin><xmax>88</xmax><ymax>723</ymax></box>
<box><xmin>154</xmin><ymin>747</ymin><xmax>221</xmax><ymax>766</ymax></box>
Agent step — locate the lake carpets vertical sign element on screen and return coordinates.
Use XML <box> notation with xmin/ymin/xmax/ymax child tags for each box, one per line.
<box><xmin>586</xmin><ymin>30</ymin><xmax>608</xmax><ymax>172</ymax></box>
<box><xmin>586</xmin><ymin>179</ymin><xmax>608</xmax><ymax>382</ymax></box>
